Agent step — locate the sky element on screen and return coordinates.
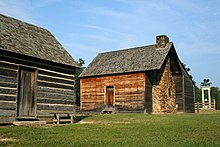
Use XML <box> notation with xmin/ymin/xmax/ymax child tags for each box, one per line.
<box><xmin>0</xmin><ymin>0</ymin><xmax>220</xmax><ymax>87</ymax></box>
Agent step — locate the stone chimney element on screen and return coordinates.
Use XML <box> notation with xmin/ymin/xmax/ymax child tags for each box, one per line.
<box><xmin>156</xmin><ymin>35</ymin><xmax>169</xmax><ymax>48</ymax></box>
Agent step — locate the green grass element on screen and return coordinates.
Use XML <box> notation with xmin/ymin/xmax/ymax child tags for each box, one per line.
<box><xmin>1</xmin><ymin>112</ymin><xmax>220</xmax><ymax>147</ymax></box>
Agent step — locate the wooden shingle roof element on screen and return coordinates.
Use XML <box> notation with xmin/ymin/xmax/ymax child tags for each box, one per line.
<box><xmin>80</xmin><ymin>42</ymin><xmax>173</xmax><ymax>77</ymax></box>
<box><xmin>0</xmin><ymin>14</ymin><xmax>79</xmax><ymax>67</ymax></box>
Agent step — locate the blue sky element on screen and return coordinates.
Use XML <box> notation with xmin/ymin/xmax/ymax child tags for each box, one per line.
<box><xmin>0</xmin><ymin>0</ymin><xmax>220</xmax><ymax>87</ymax></box>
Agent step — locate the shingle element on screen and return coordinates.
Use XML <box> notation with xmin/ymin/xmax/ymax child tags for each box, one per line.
<box><xmin>80</xmin><ymin>42</ymin><xmax>172</xmax><ymax>77</ymax></box>
<box><xmin>0</xmin><ymin>14</ymin><xmax>79</xmax><ymax>67</ymax></box>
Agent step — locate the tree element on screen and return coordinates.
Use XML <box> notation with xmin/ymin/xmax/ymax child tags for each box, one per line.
<box><xmin>195</xmin><ymin>86</ymin><xmax>202</xmax><ymax>103</ymax></box>
<box><xmin>182</xmin><ymin>62</ymin><xmax>194</xmax><ymax>83</ymax></box>
<box><xmin>182</xmin><ymin>63</ymin><xmax>190</xmax><ymax>72</ymax></box>
<box><xmin>211</xmin><ymin>87</ymin><xmax>220</xmax><ymax>110</ymax></box>
<box><xmin>75</xmin><ymin>58</ymin><xmax>85</xmax><ymax>106</ymax></box>
<box><xmin>201</xmin><ymin>79</ymin><xmax>212</xmax><ymax>86</ymax></box>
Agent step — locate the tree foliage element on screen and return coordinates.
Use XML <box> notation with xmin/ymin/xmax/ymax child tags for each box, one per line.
<box><xmin>201</xmin><ymin>79</ymin><xmax>212</xmax><ymax>86</ymax></box>
<box><xmin>75</xmin><ymin>58</ymin><xmax>85</xmax><ymax>106</ymax></box>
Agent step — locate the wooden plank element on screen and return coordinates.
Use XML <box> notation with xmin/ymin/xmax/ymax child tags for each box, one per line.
<box><xmin>37</xmin><ymin>103</ymin><xmax>74</xmax><ymax>111</ymax></box>
<box><xmin>37</xmin><ymin>86</ymin><xmax>74</xmax><ymax>95</ymax></box>
<box><xmin>0</xmin><ymin>82</ymin><xmax>17</xmax><ymax>88</ymax></box>
<box><xmin>37</xmin><ymin>92</ymin><xmax>74</xmax><ymax>100</ymax></box>
<box><xmin>0</xmin><ymin>75</ymin><xmax>17</xmax><ymax>83</ymax></box>
<box><xmin>37</xmin><ymin>98</ymin><xmax>75</xmax><ymax>105</ymax></box>
<box><xmin>0</xmin><ymin>101</ymin><xmax>16</xmax><ymax>110</ymax></box>
<box><xmin>0</xmin><ymin>88</ymin><xmax>17</xmax><ymax>95</ymax></box>
<box><xmin>0</xmin><ymin>63</ymin><xmax>18</xmax><ymax>71</ymax></box>
<box><xmin>38</xmin><ymin>70</ymin><xmax>74</xmax><ymax>80</ymax></box>
<box><xmin>0</xmin><ymin>109</ymin><xmax>16</xmax><ymax>116</ymax></box>
<box><xmin>0</xmin><ymin>68</ymin><xmax>17</xmax><ymax>77</ymax></box>
<box><xmin>38</xmin><ymin>81</ymin><xmax>74</xmax><ymax>90</ymax></box>
<box><xmin>0</xmin><ymin>94</ymin><xmax>16</xmax><ymax>101</ymax></box>
<box><xmin>38</xmin><ymin>75</ymin><xmax>74</xmax><ymax>85</ymax></box>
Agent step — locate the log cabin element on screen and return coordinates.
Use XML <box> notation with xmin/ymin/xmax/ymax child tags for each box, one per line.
<box><xmin>0</xmin><ymin>14</ymin><xmax>79</xmax><ymax>123</ymax></box>
<box><xmin>80</xmin><ymin>35</ymin><xmax>195</xmax><ymax>114</ymax></box>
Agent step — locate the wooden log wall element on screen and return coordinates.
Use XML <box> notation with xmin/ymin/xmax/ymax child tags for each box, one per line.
<box><xmin>182</xmin><ymin>69</ymin><xmax>195</xmax><ymax>112</ymax></box>
<box><xmin>145</xmin><ymin>75</ymin><xmax>152</xmax><ymax>113</ymax></box>
<box><xmin>37</xmin><ymin>68</ymin><xmax>75</xmax><ymax>116</ymax></box>
<box><xmin>80</xmin><ymin>73</ymin><xmax>146</xmax><ymax>112</ymax></box>
<box><xmin>173</xmin><ymin>75</ymin><xmax>184</xmax><ymax>112</ymax></box>
<box><xmin>0</xmin><ymin>56</ymin><xmax>76</xmax><ymax>122</ymax></box>
<box><xmin>0</xmin><ymin>61</ymin><xmax>18</xmax><ymax>122</ymax></box>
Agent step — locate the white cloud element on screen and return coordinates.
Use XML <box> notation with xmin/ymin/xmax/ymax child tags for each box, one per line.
<box><xmin>0</xmin><ymin>0</ymin><xmax>38</xmax><ymax>25</ymax></box>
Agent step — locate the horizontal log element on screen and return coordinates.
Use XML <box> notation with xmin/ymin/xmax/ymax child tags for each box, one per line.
<box><xmin>0</xmin><ymin>101</ymin><xmax>16</xmax><ymax>110</ymax></box>
<box><xmin>0</xmin><ymin>88</ymin><xmax>17</xmax><ymax>95</ymax></box>
<box><xmin>0</xmin><ymin>61</ymin><xmax>18</xmax><ymax>70</ymax></box>
<box><xmin>115</xmin><ymin>99</ymin><xmax>144</xmax><ymax>103</ymax></box>
<box><xmin>37</xmin><ymin>92</ymin><xmax>75</xmax><ymax>100</ymax></box>
<box><xmin>0</xmin><ymin>75</ymin><xmax>17</xmax><ymax>83</ymax></box>
<box><xmin>0</xmin><ymin>82</ymin><xmax>17</xmax><ymax>88</ymax></box>
<box><xmin>38</xmin><ymin>70</ymin><xmax>74</xmax><ymax>80</ymax></box>
<box><xmin>37</xmin><ymin>103</ymin><xmax>74</xmax><ymax>111</ymax></box>
<box><xmin>0</xmin><ymin>68</ymin><xmax>17</xmax><ymax>77</ymax></box>
<box><xmin>38</xmin><ymin>81</ymin><xmax>74</xmax><ymax>90</ymax></box>
<box><xmin>38</xmin><ymin>75</ymin><xmax>74</xmax><ymax>85</ymax></box>
<box><xmin>37</xmin><ymin>98</ymin><xmax>75</xmax><ymax>105</ymax></box>
<box><xmin>37</xmin><ymin>86</ymin><xmax>74</xmax><ymax>95</ymax></box>
<box><xmin>0</xmin><ymin>94</ymin><xmax>16</xmax><ymax>101</ymax></box>
<box><xmin>0</xmin><ymin>109</ymin><xmax>16</xmax><ymax>116</ymax></box>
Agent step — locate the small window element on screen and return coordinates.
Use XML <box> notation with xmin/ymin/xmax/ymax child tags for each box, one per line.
<box><xmin>168</xmin><ymin>88</ymin><xmax>172</xmax><ymax>97</ymax></box>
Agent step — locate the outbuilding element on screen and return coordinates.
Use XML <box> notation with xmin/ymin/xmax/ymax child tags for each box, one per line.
<box><xmin>80</xmin><ymin>35</ymin><xmax>195</xmax><ymax>114</ymax></box>
<box><xmin>0</xmin><ymin>14</ymin><xmax>79</xmax><ymax>123</ymax></box>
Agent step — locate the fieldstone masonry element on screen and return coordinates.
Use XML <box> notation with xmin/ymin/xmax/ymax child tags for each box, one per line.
<box><xmin>152</xmin><ymin>58</ymin><xmax>176</xmax><ymax>114</ymax></box>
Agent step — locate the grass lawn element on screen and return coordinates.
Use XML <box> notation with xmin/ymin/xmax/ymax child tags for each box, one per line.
<box><xmin>1</xmin><ymin>112</ymin><xmax>220</xmax><ymax>146</ymax></box>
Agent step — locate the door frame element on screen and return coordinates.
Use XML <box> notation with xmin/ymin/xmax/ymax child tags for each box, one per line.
<box><xmin>104</xmin><ymin>85</ymin><xmax>115</xmax><ymax>107</ymax></box>
<box><xmin>16</xmin><ymin>65</ymin><xmax>37</xmax><ymax>118</ymax></box>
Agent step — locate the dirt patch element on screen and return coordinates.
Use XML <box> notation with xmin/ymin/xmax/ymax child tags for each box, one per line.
<box><xmin>77</xmin><ymin>120</ymin><xmax>131</xmax><ymax>124</ymax></box>
<box><xmin>0</xmin><ymin>138</ymin><xmax>17</xmax><ymax>142</ymax></box>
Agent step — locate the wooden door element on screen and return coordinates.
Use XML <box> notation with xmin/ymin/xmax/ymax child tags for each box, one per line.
<box><xmin>106</xmin><ymin>86</ymin><xmax>114</xmax><ymax>107</ymax></box>
<box><xmin>18</xmin><ymin>68</ymin><xmax>36</xmax><ymax>117</ymax></box>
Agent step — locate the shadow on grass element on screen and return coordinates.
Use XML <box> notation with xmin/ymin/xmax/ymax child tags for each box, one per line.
<box><xmin>75</xmin><ymin>115</ymin><xmax>90</xmax><ymax>123</ymax></box>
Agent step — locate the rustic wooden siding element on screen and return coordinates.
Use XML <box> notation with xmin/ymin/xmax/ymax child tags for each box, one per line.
<box><xmin>145</xmin><ymin>75</ymin><xmax>152</xmax><ymax>113</ymax></box>
<box><xmin>80</xmin><ymin>73</ymin><xmax>146</xmax><ymax>112</ymax></box>
<box><xmin>173</xmin><ymin>75</ymin><xmax>184</xmax><ymax>112</ymax></box>
<box><xmin>0</xmin><ymin>55</ymin><xmax>76</xmax><ymax>123</ymax></box>
<box><xmin>151</xmin><ymin>58</ymin><xmax>177</xmax><ymax>114</ymax></box>
<box><xmin>0</xmin><ymin>61</ymin><xmax>18</xmax><ymax>122</ymax></box>
<box><xmin>37</xmin><ymin>68</ymin><xmax>75</xmax><ymax>116</ymax></box>
<box><xmin>182</xmin><ymin>69</ymin><xmax>195</xmax><ymax>112</ymax></box>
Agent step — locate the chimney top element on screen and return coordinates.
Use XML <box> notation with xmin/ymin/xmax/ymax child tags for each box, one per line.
<box><xmin>156</xmin><ymin>35</ymin><xmax>169</xmax><ymax>48</ymax></box>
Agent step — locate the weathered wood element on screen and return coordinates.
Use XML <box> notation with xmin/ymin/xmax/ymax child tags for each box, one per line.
<box><xmin>38</xmin><ymin>75</ymin><xmax>74</xmax><ymax>85</ymax></box>
<box><xmin>0</xmin><ymin>94</ymin><xmax>16</xmax><ymax>101</ymax></box>
<box><xmin>145</xmin><ymin>75</ymin><xmax>152</xmax><ymax>113</ymax></box>
<box><xmin>38</xmin><ymin>70</ymin><xmax>74</xmax><ymax>80</ymax></box>
<box><xmin>37</xmin><ymin>104</ymin><xmax>74</xmax><ymax>111</ymax></box>
<box><xmin>0</xmin><ymin>82</ymin><xmax>17</xmax><ymax>88</ymax></box>
<box><xmin>81</xmin><ymin>73</ymin><xmax>146</xmax><ymax>111</ymax></box>
<box><xmin>0</xmin><ymin>68</ymin><xmax>17</xmax><ymax>77</ymax></box>
<box><xmin>0</xmin><ymin>60</ymin><xmax>18</xmax><ymax>70</ymax></box>
<box><xmin>37</xmin><ymin>98</ymin><xmax>75</xmax><ymax>105</ymax></box>
<box><xmin>0</xmin><ymin>75</ymin><xmax>17</xmax><ymax>83</ymax></box>
<box><xmin>0</xmin><ymin>109</ymin><xmax>16</xmax><ymax>116</ymax></box>
<box><xmin>38</xmin><ymin>81</ymin><xmax>74</xmax><ymax>90</ymax></box>
<box><xmin>0</xmin><ymin>101</ymin><xmax>16</xmax><ymax>110</ymax></box>
<box><xmin>18</xmin><ymin>69</ymin><xmax>36</xmax><ymax>117</ymax></box>
<box><xmin>37</xmin><ymin>92</ymin><xmax>74</xmax><ymax>100</ymax></box>
<box><xmin>37</xmin><ymin>86</ymin><xmax>74</xmax><ymax>95</ymax></box>
<box><xmin>0</xmin><ymin>88</ymin><xmax>17</xmax><ymax>95</ymax></box>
